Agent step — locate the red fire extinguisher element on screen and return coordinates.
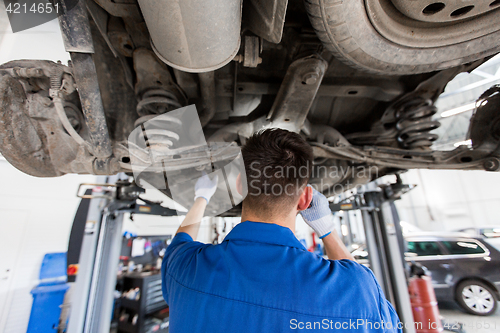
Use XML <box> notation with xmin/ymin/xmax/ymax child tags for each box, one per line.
<box><xmin>408</xmin><ymin>265</ymin><xmax>443</xmax><ymax>333</ymax></box>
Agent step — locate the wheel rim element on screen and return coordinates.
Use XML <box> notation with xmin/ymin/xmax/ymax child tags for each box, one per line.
<box><xmin>366</xmin><ymin>0</ymin><xmax>500</xmax><ymax>48</ymax></box>
<box><xmin>391</xmin><ymin>0</ymin><xmax>499</xmax><ymax>23</ymax></box>
<box><xmin>462</xmin><ymin>284</ymin><xmax>495</xmax><ymax>314</ymax></box>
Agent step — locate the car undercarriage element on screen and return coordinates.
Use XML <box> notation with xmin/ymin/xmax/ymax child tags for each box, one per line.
<box><xmin>1</xmin><ymin>0</ymin><xmax>500</xmax><ymax>215</ymax></box>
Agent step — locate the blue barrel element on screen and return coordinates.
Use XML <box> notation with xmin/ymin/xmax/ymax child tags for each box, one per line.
<box><xmin>26</xmin><ymin>253</ymin><xmax>69</xmax><ymax>333</ymax></box>
<box><xmin>27</xmin><ymin>284</ymin><xmax>69</xmax><ymax>333</ymax></box>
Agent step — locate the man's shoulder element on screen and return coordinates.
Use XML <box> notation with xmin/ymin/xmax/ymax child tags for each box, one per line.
<box><xmin>333</xmin><ymin>259</ymin><xmax>378</xmax><ymax>286</ymax></box>
<box><xmin>328</xmin><ymin>258</ymin><xmax>374</xmax><ymax>277</ymax></box>
<box><xmin>284</xmin><ymin>255</ymin><xmax>384</xmax><ymax>319</ymax></box>
<box><xmin>301</xmin><ymin>251</ymin><xmax>372</xmax><ymax>274</ymax></box>
<box><xmin>303</xmin><ymin>256</ymin><xmax>381</xmax><ymax>299</ymax></box>
<box><xmin>163</xmin><ymin>233</ymin><xmax>211</xmax><ymax>272</ymax></box>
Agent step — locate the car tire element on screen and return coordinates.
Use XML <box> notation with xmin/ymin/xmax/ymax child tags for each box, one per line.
<box><xmin>455</xmin><ymin>280</ymin><xmax>498</xmax><ymax>316</ymax></box>
<box><xmin>304</xmin><ymin>0</ymin><xmax>500</xmax><ymax>75</ymax></box>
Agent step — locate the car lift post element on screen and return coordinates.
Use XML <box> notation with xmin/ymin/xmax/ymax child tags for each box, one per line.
<box><xmin>67</xmin><ymin>179</ymin><xmax>178</xmax><ymax>333</ymax></box>
<box><xmin>66</xmin><ymin>185</ymin><xmax>109</xmax><ymax>333</ymax></box>
<box><xmin>330</xmin><ymin>179</ymin><xmax>416</xmax><ymax>333</ymax></box>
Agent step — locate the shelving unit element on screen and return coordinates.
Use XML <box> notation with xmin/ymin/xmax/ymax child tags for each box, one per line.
<box><xmin>117</xmin><ymin>272</ymin><xmax>169</xmax><ymax>333</ymax></box>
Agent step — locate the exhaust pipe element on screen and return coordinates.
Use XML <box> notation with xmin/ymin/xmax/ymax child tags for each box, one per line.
<box><xmin>138</xmin><ymin>0</ymin><xmax>243</xmax><ymax>73</ymax></box>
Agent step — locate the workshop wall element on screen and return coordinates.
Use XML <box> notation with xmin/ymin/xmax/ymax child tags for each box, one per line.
<box><xmin>0</xmin><ymin>2</ymin><xmax>70</xmax><ymax>65</ymax></box>
<box><xmin>0</xmin><ymin>159</ymin><xmax>96</xmax><ymax>333</ymax></box>
<box><xmin>396</xmin><ymin>169</ymin><xmax>500</xmax><ymax>231</ymax></box>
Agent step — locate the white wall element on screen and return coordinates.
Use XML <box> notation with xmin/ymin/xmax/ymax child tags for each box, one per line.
<box><xmin>396</xmin><ymin>169</ymin><xmax>500</xmax><ymax>231</ymax></box>
<box><xmin>0</xmin><ymin>1</ymin><xmax>70</xmax><ymax>65</ymax></box>
<box><xmin>0</xmin><ymin>159</ymin><xmax>96</xmax><ymax>333</ymax></box>
<box><xmin>0</xmin><ymin>7</ymin><xmax>81</xmax><ymax>332</ymax></box>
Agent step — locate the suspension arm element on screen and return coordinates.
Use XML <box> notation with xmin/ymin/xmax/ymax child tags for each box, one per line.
<box><xmin>311</xmin><ymin>143</ymin><xmax>500</xmax><ymax>171</ymax></box>
<box><xmin>57</xmin><ymin>0</ymin><xmax>113</xmax><ymax>160</ymax></box>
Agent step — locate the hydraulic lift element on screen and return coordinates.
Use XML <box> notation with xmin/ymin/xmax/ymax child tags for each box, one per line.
<box><xmin>65</xmin><ymin>177</ymin><xmax>418</xmax><ymax>333</ymax></box>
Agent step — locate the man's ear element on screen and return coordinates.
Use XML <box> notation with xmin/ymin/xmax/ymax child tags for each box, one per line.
<box><xmin>297</xmin><ymin>185</ymin><xmax>313</xmax><ymax>211</ymax></box>
<box><xmin>236</xmin><ymin>173</ymin><xmax>243</xmax><ymax>195</ymax></box>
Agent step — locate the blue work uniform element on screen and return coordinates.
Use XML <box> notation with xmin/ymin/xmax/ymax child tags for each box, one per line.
<box><xmin>161</xmin><ymin>221</ymin><xmax>402</xmax><ymax>332</ymax></box>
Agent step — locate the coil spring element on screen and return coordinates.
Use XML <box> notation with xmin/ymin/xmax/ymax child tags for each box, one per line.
<box><xmin>395</xmin><ymin>98</ymin><xmax>441</xmax><ymax>149</ymax></box>
<box><xmin>134</xmin><ymin>114</ymin><xmax>183</xmax><ymax>151</ymax></box>
<box><xmin>134</xmin><ymin>87</ymin><xmax>185</xmax><ymax>150</ymax></box>
<box><xmin>136</xmin><ymin>88</ymin><xmax>183</xmax><ymax>117</ymax></box>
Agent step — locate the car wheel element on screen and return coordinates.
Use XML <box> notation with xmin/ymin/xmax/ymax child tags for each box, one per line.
<box><xmin>304</xmin><ymin>0</ymin><xmax>500</xmax><ymax>75</ymax></box>
<box><xmin>455</xmin><ymin>280</ymin><xmax>498</xmax><ymax>316</ymax></box>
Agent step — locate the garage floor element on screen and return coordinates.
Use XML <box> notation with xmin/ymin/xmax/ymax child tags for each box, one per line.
<box><xmin>439</xmin><ymin>301</ymin><xmax>500</xmax><ymax>333</ymax></box>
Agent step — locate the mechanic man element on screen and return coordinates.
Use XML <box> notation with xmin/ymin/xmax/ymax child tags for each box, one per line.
<box><xmin>161</xmin><ymin>128</ymin><xmax>401</xmax><ymax>332</ymax></box>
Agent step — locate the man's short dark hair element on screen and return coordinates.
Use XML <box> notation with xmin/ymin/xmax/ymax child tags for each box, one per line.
<box><xmin>241</xmin><ymin>128</ymin><xmax>313</xmax><ymax>212</ymax></box>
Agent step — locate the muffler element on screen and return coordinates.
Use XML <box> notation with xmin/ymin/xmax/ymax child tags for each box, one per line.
<box><xmin>138</xmin><ymin>0</ymin><xmax>243</xmax><ymax>73</ymax></box>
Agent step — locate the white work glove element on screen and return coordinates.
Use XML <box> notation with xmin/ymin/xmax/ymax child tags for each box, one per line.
<box><xmin>194</xmin><ymin>172</ymin><xmax>219</xmax><ymax>203</ymax></box>
<box><xmin>300</xmin><ymin>186</ymin><xmax>335</xmax><ymax>239</ymax></box>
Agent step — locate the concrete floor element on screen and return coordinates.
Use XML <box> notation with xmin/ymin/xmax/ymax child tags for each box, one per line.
<box><xmin>439</xmin><ymin>301</ymin><xmax>500</xmax><ymax>333</ymax></box>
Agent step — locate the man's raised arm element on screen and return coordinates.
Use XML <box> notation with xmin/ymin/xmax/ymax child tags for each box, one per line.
<box><xmin>175</xmin><ymin>173</ymin><xmax>218</xmax><ymax>240</ymax></box>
